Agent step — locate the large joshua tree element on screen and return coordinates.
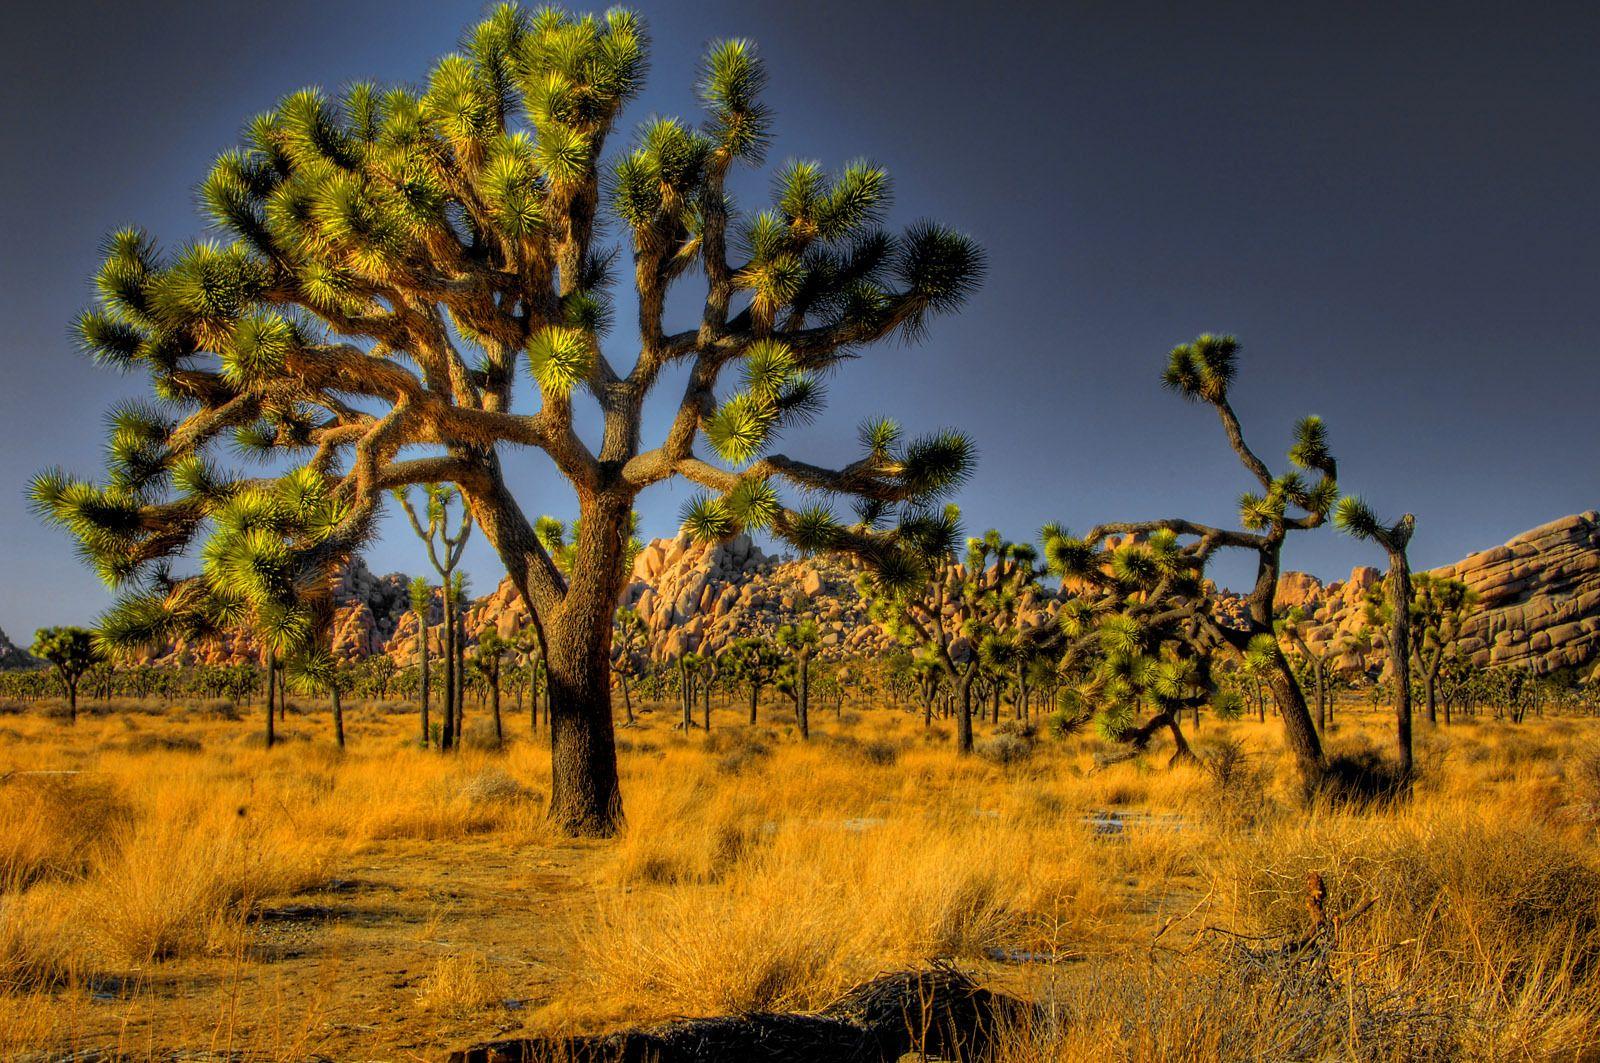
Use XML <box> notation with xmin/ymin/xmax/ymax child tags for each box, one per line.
<box><xmin>1060</xmin><ymin>336</ymin><xmax>1338</xmax><ymax>790</ymax></box>
<box><xmin>31</xmin><ymin>7</ymin><xmax>979</xmax><ymax>835</ymax></box>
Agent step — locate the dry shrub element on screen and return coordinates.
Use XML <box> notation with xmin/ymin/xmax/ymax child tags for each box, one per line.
<box><xmin>0</xmin><ymin>888</ymin><xmax>77</xmax><ymax>992</ymax></box>
<box><xmin>0</xmin><ymin>774</ymin><xmax>130</xmax><ymax>889</ymax></box>
<box><xmin>459</xmin><ymin>767</ymin><xmax>530</xmax><ymax>805</ymax></box>
<box><xmin>79</xmin><ymin>806</ymin><xmax>329</xmax><ymax>963</ymax></box>
<box><xmin>705</xmin><ymin>726</ymin><xmax>773</xmax><ymax>776</ymax></box>
<box><xmin>417</xmin><ymin>950</ymin><xmax>509</xmax><ymax>1017</ymax></box>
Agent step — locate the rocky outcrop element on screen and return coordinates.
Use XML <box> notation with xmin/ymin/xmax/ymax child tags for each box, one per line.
<box><xmin>1270</xmin><ymin>511</ymin><xmax>1600</xmax><ymax>676</ymax></box>
<box><xmin>456</xmin><ymin>531</ymin><xmax>898</xmax><ymax>663</ymax></box>
<box><xmin>0</xmin><ymin>627</ymin><xmax>35</xmax><ymax>670</ymax></box>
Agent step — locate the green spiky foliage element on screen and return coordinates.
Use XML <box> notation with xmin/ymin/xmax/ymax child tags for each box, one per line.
<box><xmin>861</xmin><ymin>509</ymin><xmax>1047</xmax><ymax>754</ymax></box>
<box><xmin>1336</xmin><ymin>497</ymin><xmax>1418</xmax><ymax>777</ymax></box>
<box><xmin>35</xmin><ymin>6</ymin><xmax>982</xmax><ymax>837</ymax></box>
<box><xmin>29</xmin><ymin>626</ymin><xmax>104</xmax><ymax>724</ymax></box>
<box><xmin>1056</xmin><ymin>335</ymin><xmax>1339</xmax><ymax>790</ymax></box>
<box><xmin>1040</xmin><ymin>526</ymin><xmax>1221</xmax><ymax>763</ymax></box>
<box><xmin>537</xmin><ymin>511</ymin><xmax>644</xmax><ymax>575</ymax></box>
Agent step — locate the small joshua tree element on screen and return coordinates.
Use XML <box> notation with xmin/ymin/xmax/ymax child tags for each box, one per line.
<box><xmin>864</xmin><ymin>510</ymin><xmax>1043</xmax><ymax>754</ymax></box>
<box><xmin>287</xmin><ymin>648</ymin><xmax>357</xmax><ymax>749</ymax></box>
<box><xmin>1335</xmin><ymin>498</ymin><xmax>1416</xmax><ymax>777</ymax></box>
<box><xmin>723</xmin><ymin>635</ymin><xmax>784</xmax><ymax>724</ymax></box>
<box><xmin>774</xmin><ymin>620</ymin><xmax>821</xmax><ymax>740</ymax></box>
<box><xmin>610</xmin><ymin>607</ymin><xmax>647</xmax><ymax>725</ymax></box>
<box><xmin>30</xmin><ymin>627</ymin><xmax>102</xmax><ymax>724</ymax></box>
<box><xmin>1408</xmin><ymin>573</ymin><xmax>1476</xmax><ymax>726</ymax></box>
<box><xmin>408</xmin><ymin>575</ymin><xmax>434</xmax><ymax>747</ymax></box>
<box><xmin>34</xmin><ymin>6</ymin><xmax>981</xmax><ymax>836</ymax></box>
<box><xmin>471</xmin><ymin>629</ymin><xmax>509</xmax><ymax>744</ymax></box>
<box><xmin>1276</xmin><ymin>606</ymin><xmax>1337</xmax><ymax>734</ymax></box>
<box><xmin>396</xmin><ymin>484</ymin><xmax>471</xmax><ymax>751</ymax></box>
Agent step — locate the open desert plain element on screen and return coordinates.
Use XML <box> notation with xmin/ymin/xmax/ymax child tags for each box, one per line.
<box><xmin>3</xmin><ymin>2</ymin><xmax>1600</xmax><ymax>1061</ymax></box>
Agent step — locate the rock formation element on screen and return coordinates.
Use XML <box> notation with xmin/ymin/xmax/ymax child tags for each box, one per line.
<box><xmin>0</xmin><ymin>627</ymin><xmax>35</xmax><ymax>670</ymax></box>
<box><xmin>1264</xmin><ymin>511</ymin><xmax>1600</xmax><ymax>676</ymax></box>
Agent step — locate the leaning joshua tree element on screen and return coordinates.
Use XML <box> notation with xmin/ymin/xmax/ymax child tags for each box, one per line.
<box><xmin>1335</xmin><ymin>498</ymin><xmax>1416</xmax><ymax>777</ymax></box>
<box><xmin>1056</xmin><ymin>336</ymin><xmax>1338</xmax><ymax>791</ymax></box>
<box><xmin>30</xmin><ymin>6</ymin><xmax>979</xmax><ymax>834</ymax></box>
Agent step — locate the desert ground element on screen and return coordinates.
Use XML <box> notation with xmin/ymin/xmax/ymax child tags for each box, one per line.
<box><xmin>2</xmin><ymin>693</ymin><xmax>1598</xmax><ymax>1062</ymax></box>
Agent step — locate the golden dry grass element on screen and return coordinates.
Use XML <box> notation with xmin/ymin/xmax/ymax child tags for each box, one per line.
<box><xmin>0</xmin><ymin>692</ymin><xmax>1596</xmax><ymax>1060</ymax></box>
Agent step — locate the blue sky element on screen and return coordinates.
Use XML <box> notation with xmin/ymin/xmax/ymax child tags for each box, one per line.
<box><xmin>2</xmin><ymin>1</ymin><xmax>1597</xmax><ymax>638</ymax></box>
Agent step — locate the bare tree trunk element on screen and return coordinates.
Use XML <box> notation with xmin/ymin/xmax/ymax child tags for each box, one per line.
<box><xmin>441</xmin><ymin>592</ymin><xmax>456</xmax><ymax>751</ymax></box>
<box><xmin>332</xmin><ymin>686</ymin><xmax>345</xmax><ymax>750</ymax></box>
<box><xmin>265</xmin><ymin>652</ymin><xmax>277</xmax><ymax>749</ymax></box>
<box><xmin>796</xmin><ymin>650</ymin><xmax>811</xmax><ymax>739</ymax></box>
<box><xmin>1388</xmin><ymin>548</ymin><xmax>1414</xmax><ymax>779</ymax></box>
<box><xmin>491</xmin><ymin>673</ymin><xmax>503</xmax><ymax>745</ymax></box>
<box><xmin>419</xmin><ymin>628</ymin><xmax>431</xmax><ymax>748</ymax></box>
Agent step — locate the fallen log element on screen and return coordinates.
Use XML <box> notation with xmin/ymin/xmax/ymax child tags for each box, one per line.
<box><xmin>446</xmin><ymin>967</ymin><xmax>1033</xmax><ymax>1063</ymax></box>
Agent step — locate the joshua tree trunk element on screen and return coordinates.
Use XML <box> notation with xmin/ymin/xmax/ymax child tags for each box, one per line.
<box><xmin>332</xmin><ymin>685</ymin><xmax>345</xmax><ymax>750</ymax></box>
<box><xmin>620</xmin><ymin>674</ymin><xmax>635</xmax><ymax>725</ymax></box>
<box><xmin>441</xmin><ymin>592</ymin><xmax>456</xmax><ymax>751</ymax></box>
<box><xmin>955</xmin><ymin>668</ymin><xmax>976</xmax><ymax>755</ymax></box>
<box><xmin>490</xmin><ymin>674</ymin><xmax>503</xmax><ymax>745</ymax></box>
<box><xmin>419</xmin><ymin>633</ymin><xmax>431</xmax><ymax>748</ymax></box>
<box><xmin>748</xmin><ymin>684</ymin><xmax>759</xmax><ymax>725</ymax></box>
<box><xmin>796</xmin><ymin>649</ymin><xmax>812</xmax><ymax>739</ymax></box>
<box><xmin>542</xmin><ymin>579</ymin><xmax>624</xmax><ymax>837</ymax></box>
<box><xmin>1386</xmin><ymin>547</ymin><xmax>1414</xmax><ymax>778</ymax></box>
<box><xmin>264</xmin><ymin>652</ymin><xmax>277</xmax><ymax>749</ymax></box>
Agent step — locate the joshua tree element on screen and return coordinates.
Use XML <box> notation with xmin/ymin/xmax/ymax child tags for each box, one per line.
<box><xmin>674</xmin><ymin>650</ymin><xmax>706</xmax><ymax>733</ymax></box>
<box><xmin>1276</xmin><ymin>606</ymin><xmax>1336</xmax><ymax>734</ymax></box>
<box><xmin>30</xmin><ymin>627</ymin><xmax>102</xmax><ymax>724</ymax></box>
<box><xmin>408</xmin><ymin>575</ymin><xmax>434</xmax><ymax>747</ymax></box>
<box><xmin>396</xmin><ymin>485</ymin><xmax>471</xmax><ymax>751</ymax></box>
<box><xmin>865</xmin><ymin>513</ymin><xmax>1044</xmax><ymax>753</ymax></box>
<box><xmin>1059</xmin><ymin>336</ymin><xmax>1338</xmax><ymax>791</ymax></box>
<box><xmin>774</xmin><ymin>620</ymin><xmax>821</xmax><ymax>739</ymax></box>
<box><xmin>723</xmin><ymin>635</ymin><xmax>784</xmax><ymax>724</ymax></box>
<box><xmin>32</xmin><ymin>7</ymin><xmax>980</xmax><ymax>835</ymax></box>
<box><xmin>450</xmin><ymin>570</ymin><xmax>472</xmax><ymax>741</ymax></box>
<box><xmin>1335</xmin><ymin>498</ymin><xmax>1416</xmax><ymax>777</ymax></box>
<box><xmin>470</xmin><ymin>629</ymin><xmax>509</xmax><ymax>745</ymax></box>
<box><xmin>288</xmin><ymin>647</ymin><xmax>357</xmax><ymax>749</ymax></box>
<box><xmin>610</xmin><ymin>607</ymin><xmax>647</xmax><ymax>725</ymax></box>
<box><xmin>1408</xmin><ymin>573</ymin><xmax>1476</xmax><ymax>726</ymax></box>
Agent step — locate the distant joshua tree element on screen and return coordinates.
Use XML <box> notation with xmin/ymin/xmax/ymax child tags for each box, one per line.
<box><xmin>408</xmin><ymin>575</ymin><xmax>434</xmax><ymax>748</ymax></box>
<box><xmin>1408</xmin><ymin>574</ymin><xmax>1476</xmax><ymax>726</ymax></box>
<box><xmin>30</xmin><ymin>627</ymin><xmax>102</xmax><ymax>724</ymax></box>
<box><xmin>1335</xmin><ymin>499</ymin><xmax>1417</xmax><ymax>777</ymax></box>
<box><xmin>1276</xmin><ymin>606</ymin><xmax>1336</xmax><ymax>734</ymax></box>
<box><xmin>396</xmin><ymin>484</ymin><xmax>471</xmax><ymax>752</ymax></box>
<box><xmin>610</xmin><ymin>608</ymin><xmax>648</xmax><ymax>725</ymax></box>
<box><xmin>723</xmin><ymin>635</ymin><xmax>784</xmax><ymax>724</ymax></box>
<box><xmin>774</xmin><ymin>621</ymin><xmax>821</xmax><ymax>740</ymax></box>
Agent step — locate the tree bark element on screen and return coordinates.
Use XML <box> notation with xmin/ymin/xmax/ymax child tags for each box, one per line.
<box><xmin>264</xmin><ymin>652</ymin><xmax>277</xmax><ymax>749</ymax></box>
<box><xmin>332</xmin><ymin>686</ymin><xmax>345</xmax><ymax>750</ymax></box>
<box><xmin>1388</xmin><ymin>548</ymin><xmax>1414</xmax><ymax>779</ymax></box>
<box><xmin>747</xmin><ymin>684</ymin><xmax>759</xmax><ymax>725</ymax></box>
<box><xmin>955</xmin><ymin>669</ymin><xmax>975</xmax><ymax>755</ymax></box>
<box><xmin>419</xmin><ymin>622</ymin><xmax>431</xmax><ymax>748</ymax></box>
<box><xmin>441</xmin><ymin>591</ymin><xmax>456</xmax><ymax>751</ymax></box>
